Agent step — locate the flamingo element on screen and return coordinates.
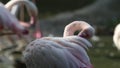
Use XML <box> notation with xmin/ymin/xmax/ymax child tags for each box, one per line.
<box><xmin>0</xmin><ymin>0</ymin><xmax>42</xmax><ymax>38</ymax></box>
<box><xmin>5</xmin><ymin>0</ymin><xmax>38</xmax><ymax>28</ymax></box>
<box><xmin>0</xmin><ymin>0</ymin><xmax>42</xmax><ymax>50</ymax></box>
<box><xmin>0</xmin><ymin>1</ymin><xmax>41</xmax><ymax>68</ymax></box>
<box><xmin>0</xmin><ymin>2</ymin><xmax>28</xmax><ymax>37</ymax></box>
<box><xmin>113</xmin><ymin>24</ymin><xmax>120</xmax><ymax>50</ymax></box>
<box><xmin>0</xmin><ymin>0</ymin><xmax>39</xmax><ymax>54</ymax></box>
<box><xmin>5</xmin><ymin>0</ymin><xmax>42</xmax><ymax>38</ymax></box>
<box><xmin>23</xmin><ymin>21</ymin><xmax>95</xmax><ymax>68</ymax></box>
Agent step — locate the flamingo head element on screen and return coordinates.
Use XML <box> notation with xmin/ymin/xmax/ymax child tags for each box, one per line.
<box><xmin>78</xmin><ymin>27</ymin><xmax>95</xmax><ymax>39</ymax></box>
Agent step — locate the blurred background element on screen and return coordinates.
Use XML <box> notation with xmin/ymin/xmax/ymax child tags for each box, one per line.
<box><xmin>0</xmin><ymin>0</ymin><xmax>120</xmax><ymax>68</ymax></box>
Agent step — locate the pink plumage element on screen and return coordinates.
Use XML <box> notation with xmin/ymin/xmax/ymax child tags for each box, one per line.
<box><xmin>0</xmin><ymin>3</ymin><xmax>28</xmax><ymax>36</ymax></box>
<box><xmin>23</xmin><ymin>21</ymin><xmax>95</xmax><ymax>68</ymax></box>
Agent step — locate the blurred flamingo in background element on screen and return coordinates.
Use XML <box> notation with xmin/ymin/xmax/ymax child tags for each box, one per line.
<box><xmin>5</xmin><ymin>0</ymin><xmax>38</xmax><ymax>28</ymax></box>
<box><xmin>113</xmin><ymin>23</ymin><xmax>120</xmax><ymax>50</ymax></box>
<box><xmin>0</xmin><ymin>0</ymin><xmax>40</xmax><ymax>37</ymax></box>
<box><xmin>0</xmin><ymin>1</ymin><xmax>41</xmax><ymax>68</ymax></box>
<box><xmin>0</xmin><ymin>0</ymin><xmax>41</xmax><ymax>48</ymax></box>
<box><xmin>0</xmin><ymin>0</ymin><xmax>42</xmax><ymax>39</ymax></box>
<box><xmin>1</xmin><ymin>0</ymin><xmax>42</xmax><ymax>41</ymax></box>
<box><xmin>0</xmin><ymin>2</ymin><xmax>28</xmax><ymax>37</ymax></box>
<box><xmin>23</xmin><ymin>21</ymin><xmax>95</xmax><ymax>68</ymax></box>
<box><xmin>5</xmin><ymin>0</ymin><xmax>42</xmax><ymax>38</ymax></box>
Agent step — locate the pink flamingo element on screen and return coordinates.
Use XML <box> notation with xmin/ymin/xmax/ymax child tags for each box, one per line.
<box><xmin>5</xmin><ymin>0</ymin><xmax>42</xmax><ymax>38</ymax></box>
<box><xmin>0</xmin><ymin>2</ymin><xmax>28</xmax><ymax>37</ymax></box>
<box><xmin>0</xmin><ymin>0</ymin><xmax>41</xmax><ymax>52</ymax></box>
<box><xmin>113</xmin><ymin>23</ymin><xmax>120</xmax><ymax>50</ymax></box>
<box><xmin>0</xmin><ymin>1</ymin><xmax>41</xmax><ymax>68</ymax></box>
<box><xmin>23</xmin><ymin>21</ymin><xmax>95</xmax><ymax>68</ymax></box>
<box><xmin>0</xmin><ymin>0</ymin><xmax>42</xmax><ymax>37</ymax></box>
<box><xmin>5</xmin><ymin>0</ymin><xmax>38</xmax><ymax>28</ymax></box>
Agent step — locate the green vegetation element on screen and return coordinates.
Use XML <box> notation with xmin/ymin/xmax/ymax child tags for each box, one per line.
<box><xmin>0</xmin><ymin>0</ymin><xmax>95</xmax><ymax>18</ymax></box>
<box><xmin>89</xmin><ymin>36</ymin><xmax>120</xmax><ymax>68</ymax></box>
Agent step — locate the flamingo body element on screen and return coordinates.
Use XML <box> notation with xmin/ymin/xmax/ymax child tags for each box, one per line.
<box><xmin>24</xmin><ymin>36</ymin><xmax>93</xmax><ymax>68</ymax></box>
<box><xmin>113</xmin><ymin>24</ymin><xmax>120</xmax><ymax>50</ymax></box>
<box><xmin>23</xmin><ymin>21</ymin><xmax>94</xmax><ymax>68</ymax></box>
